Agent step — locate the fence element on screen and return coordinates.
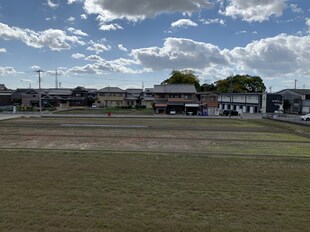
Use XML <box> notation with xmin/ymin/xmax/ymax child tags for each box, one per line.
<box><xmin>262</xmin><ymin>113</ymin><xmax>310</xmax><ymax>126</ymax></box>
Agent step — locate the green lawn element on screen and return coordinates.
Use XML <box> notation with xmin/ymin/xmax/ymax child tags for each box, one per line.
<box><xmin>0</xmin><ymin>117</ymin><xmax>309</xmax><ymax>231</ymax></box>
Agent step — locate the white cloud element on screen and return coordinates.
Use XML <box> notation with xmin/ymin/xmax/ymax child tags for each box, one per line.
<box><xmin>289</xmin><ymin>4</ymin><xmax>303</xmax><ymax>13</ymax></box>
<box><xmin>68</xmin><ymin>0</ymin><xmax>83</xmax><ymax>4</ymax></box>
<box><xmin>87</xmin><ymin>40</ymin><xmax>111</xmax><ymax>54</ymax></box>
<box><xmin>131</xmin><ymin>37</ymin><xmax>228</xmax><ymax>70</ymax></box>
<box><xmin>71</xmin><ymin>53</ymin><xmax>85</xmax><ymax>59</ymax></box>
<box><xmin>306</xmin><ymin>18</ymin><xmax>310</xmax><ymax>32</ymax></box>
<box><xmin>229</xmin><ymin>34</ymin><xmax>310</xmax><ymax>76</ymax></box>
<box><xmin>30</xmin><ymin>65</ymin><xmax>41</xmax><ymax>71</ymax></box>
<box><xmin>67</xmin><ymin>27</ymin><xmax>88</xmax><ymax>36</ymax></box>
<box><xmin>81</xmin><ymin>14</ymin><xmax>88</xmax><ymax>20</ymax></box>
<box><xmin>235</xmin><ymin>30</ymin><xmax>247</xmax><ymax>35</ymax></box>
<box><xmin>20</xmin><ymin>79</ymin><xmax>34</xmax><ymax>83</ymax></box>
<box><xmin>0</xmin><ymin>48</ymin><xmax>6</xmax><ymax>53</ymax></box>
<box><xmin>221</xmin><ymin>0</ymin><xmax>287</xmax><ymax>22</ymax></box>
<box><xmin>118</xmin><ymin>44</ymin><xmax>128</xmax><ymax>52</ymax></box>
<box><xmin>47</xmin><ymin>0</ymin><xmax>59</xmax><ymax>9</ymax></box>
<box><xmin>67</xmin><ymin>58</ymin><xmax>141</xmax><ymax>75</ymax></box>
<box><xmin>85</xmin><ymin>55</ymin><xmax>103</xmax><ymax>61</ymax></box>
<box><xmin>0</xmin><ymin>66</ymin><xmax>17</xmax><ymax>76</ymax></box>
<box><xmin>67</xmin><ymin>16</ymin><xmax>76</xmax><ymax>23</ymax></box>
<box><xmin>46</xmin><ymin>16</ymin><xmax>57</xmax><ymax>21</ymax></box>
<box><xmin>130</xmin><ymin>34</ymin><xmax>310</xmax><ymax>79</ymax></box>
<box><xmin>0</xmin><ymin>22</ymin><xmax>85</xmax><ymax>51</ymax></box>
<box><xmin>201</xmin><ymin>18</ymin><xmax>225</xmax><ymax>25</ymax></box>
<box><xmin>68</xmin><ymin>64</ymin><xmax>99</xmax><ymax>74</ymax></box>
<box><xmin>98</xmin><ymin>23</ymin><xmax>123</xmax><ymax>31</ymax></box>
<box><xmin>171</xmin><ymin>19</ymin><xmax>198</xmax><ymax>28</ymax></box>
<box><xmin>84</xmin><ymin>0</ymin><xmax>212</xmax><ymax>29</ymax></box>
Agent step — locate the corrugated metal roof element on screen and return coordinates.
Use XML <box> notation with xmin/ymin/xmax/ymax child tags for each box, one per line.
<box><xmin>153</xmin><ymin>84</ymin><xmax>197</xmax><ymax>94</ymax></box>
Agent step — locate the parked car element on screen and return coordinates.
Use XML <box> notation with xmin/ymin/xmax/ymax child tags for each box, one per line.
<box><xmin>170</xmin><ymin>109</ymin><xmax>176</xmax><ymax>115</ymax></box>
<box><xmin>300</xmin><ymin>114</ymin><xmax>310</xmax><ymax>121</ymax></box>
<box><xmin>221</xmin><ymin>110</ymin><xmax>240</xmax><ymax>116</ymax></box>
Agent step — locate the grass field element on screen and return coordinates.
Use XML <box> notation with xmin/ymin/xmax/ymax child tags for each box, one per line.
<box><xmin>0</xmin><ymin>117</ymin><xmax>309</xmax><ymax>231</ymax></box>
<box><xmin>55</xmin><ymin>108</ymin><xmax>155</xmax><ymax>115</ymax></box>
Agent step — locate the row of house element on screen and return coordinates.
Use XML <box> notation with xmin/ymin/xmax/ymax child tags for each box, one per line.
<box><xmin>1</xmin><ymin>83</ymin><xmax>310</xmax><ymax>115</ymax></box>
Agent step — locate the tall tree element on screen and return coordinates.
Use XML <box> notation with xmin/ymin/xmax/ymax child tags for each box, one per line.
<box><xmin>161</xmin><ymin>70</ymin><xmax>200</xmax><ymax>90</ymax></box>
<box><xmin>200</xmin><ymin>83</ymin><xmax>216</xmax><ymax>92</ymax></box>
<box><xmin>215</xmin><ymin>74</ymin><xmax>266</xmax><ymax>93</ymax></box>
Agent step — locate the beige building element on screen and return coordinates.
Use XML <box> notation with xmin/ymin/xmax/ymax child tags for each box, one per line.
<box><xmin>96</xmin><ymin>87</ymin><xmax>126</xmax><ymax>107</ymax></box>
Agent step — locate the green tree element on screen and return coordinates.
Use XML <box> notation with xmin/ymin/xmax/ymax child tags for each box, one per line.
<box><xmin>215</xmin><ymin>74</ymin><xmax>266</xmax><ymax>93</ymax></box>
<box><xmin>161</xmin><ymin>70</ymin><xmax>200</xmax><ymax>90</ymax></box>
<box><xmin>200</xmin><ymin>83</ymin><xmax>216</xmax><ymax>92</ymax></box>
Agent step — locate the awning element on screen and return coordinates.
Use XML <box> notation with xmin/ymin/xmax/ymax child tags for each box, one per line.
<box><xmin>155</xmin><ymin>104</ymin><xmax>167</xmax><ymax>107</ymax></box>
<box><xmin>167</xmin><ymin>102</ymin><xmax>184</xmax><ymax>106</ymax></box>
<box><xmin>185</xmin><ymin>104</ymin><xmax>199</xmax><ymax>107</ymax></box>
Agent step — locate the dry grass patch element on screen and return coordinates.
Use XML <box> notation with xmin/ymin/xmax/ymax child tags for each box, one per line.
<box><xmin>0</xmin><ymin>150</ymin><xmax>310</xmax><ymax>231</ymax></box>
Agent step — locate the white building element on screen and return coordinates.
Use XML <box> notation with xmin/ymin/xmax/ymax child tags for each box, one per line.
<box><xmin>218</xmin><ymin>93</ymin><xmax>262</xmax><ymax>114</ymax></box>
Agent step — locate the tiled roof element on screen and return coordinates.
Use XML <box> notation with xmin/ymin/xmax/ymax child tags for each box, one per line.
<box><xmin>98</xmin><ymin>87</ymin><xmax>125</xmax><ymax>93</ymax></box>
<box><xmin>126</xmin><ymin>88</ymin><xmax>143</xmax><ymax>93</ymax></box>
<box><xmin>153</xmin><ymin>84</ymin><xmax>197</xmax><ymax>94</ymax></box>
<box><xmin>47</xmin><ymin>89</ymin><xmax>72</xmax><ymax>95</ymax></box>
<box><xmin>277</xmin><ymin>89</ymin><xmax>310</xmax><ymax>96</ymax></box>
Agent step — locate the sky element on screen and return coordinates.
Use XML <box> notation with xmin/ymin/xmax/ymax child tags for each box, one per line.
<box><xmin>0</xmin><ymin>0</ymin><xmax>309</xmax><ymax>91</ymax></box>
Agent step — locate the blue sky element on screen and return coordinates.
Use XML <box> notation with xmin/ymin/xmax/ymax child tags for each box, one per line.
<box><xmin>0</xmin><ymin>0</ymin><xmax>309</xmax><ymax>91</ymax></box>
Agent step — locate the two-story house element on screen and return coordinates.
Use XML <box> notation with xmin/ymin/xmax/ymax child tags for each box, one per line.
<box><xmin>197</xmin><ymin>92</ymin><xmax>219</xmax><ymax>116</ymax></box>
<box><xmin>96</xmin><ymin>87</ymin><xmax>126</xmax><ymax>108</ymax></box>
<box><xmin>218</xmin><ymin>93</ymin><xmax>262</xmax><ymax>114</ymax></box>
<box><xmin>153</xmin><ymin>84</ymin><xmax>198</xmax><ymax>115</ymax></box>
<box><xmin>141</xmin><ymin>88</ymin><xmax>154</xmax><ymax>109</ymax></box>
<box><xmin>125</xmin><ymin>89</ymin><xmax>143</xmax><ymax>107</ymax></box>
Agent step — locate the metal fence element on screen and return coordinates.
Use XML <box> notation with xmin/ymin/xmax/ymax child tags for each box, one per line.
<box><xmin>262</xmin><ymin>113</ymin><xmax>310</xmax><ymax>126</ymax></box>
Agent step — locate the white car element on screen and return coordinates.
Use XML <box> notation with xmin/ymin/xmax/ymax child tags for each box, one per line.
<box><xmin>170</xmin><ymin>110</ymin><xmax>176</xmax><ymax>115</ymax></box>
<box><xmin>300</xmin><ymin>114</ymin><xmax>310</xmax><ymax>121</ymax></box>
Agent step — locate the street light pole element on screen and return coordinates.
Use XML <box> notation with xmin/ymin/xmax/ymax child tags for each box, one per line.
<box><xmin>229</xmin><ymin>74</ymin><xmax>233</xmax><ymax>119</ymax></box>
<box><xmin>35</xmin><ymin>70</ymin><xmax>44</xmax><ymax>116</ymax></box>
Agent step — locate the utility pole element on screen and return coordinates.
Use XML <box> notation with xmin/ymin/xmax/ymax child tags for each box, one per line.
<box><xmin>229</xmin><ymin>74</ymin><xmax>233</xmax><ymax>119</ymax></box>
<box><xmin>35</xmin><ymin>70</ymin><xmax>44</xmax><ymax>116</ymax></box>
<box><xmin>55</xmin><ymin>70</ymin><xmax>58</xmax><ymax>89</ymax></box>
<box><xmin>294</xmin><ymin>79</ymin><xmax>297</xmax><ymax>89</ymax></box>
